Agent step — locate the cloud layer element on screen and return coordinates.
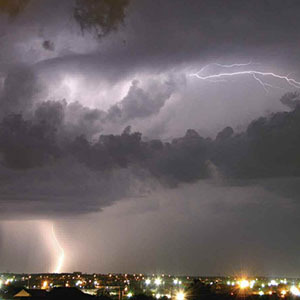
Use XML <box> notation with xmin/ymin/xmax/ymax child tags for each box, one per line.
<box><xmin>0</xmin><ymin>84</ymin><xmax>299</xmax><ymax>217</ymax></box>
<box><xmin>2</xmin><ymin>0</ymin><xmax>300</xmax><ymax>276</ymax></box>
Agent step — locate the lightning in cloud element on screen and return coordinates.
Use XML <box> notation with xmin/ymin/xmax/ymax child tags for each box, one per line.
<box><xmin>189</xmin><ymin>62</ymin><xmax>300</xmax><ymax>91</ymax></box>
<box><xmin>51</xmin><ymin>224</ymin><xmax>65</xmax><ymax>273</ymax></box>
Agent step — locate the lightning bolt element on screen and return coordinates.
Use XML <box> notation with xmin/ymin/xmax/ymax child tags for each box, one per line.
<box><xmin>189</xmin><ymin>63</ymin><xmax>300</xmax><ymax>91</ymax></box>
<box><xmin>51</xmin><ymin>224</ymin><xmax>65</xmax><ymax>273</ymax></box>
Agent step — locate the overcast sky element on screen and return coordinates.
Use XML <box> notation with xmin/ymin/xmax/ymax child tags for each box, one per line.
<box><xmin>1</xmin><ymin>0</ymin><xmax>300</xmax><ymax>276</ymax></box>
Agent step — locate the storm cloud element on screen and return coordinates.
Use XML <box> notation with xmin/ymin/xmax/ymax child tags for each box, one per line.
<box><xmin>0</xmin><ymin>87</ymin><xmax>300</xmax><ymax>217</ymax></box>
<box><xmin>1</xmin><ymin>0</ymin><xmax>300</xmax><ymax>275</ymax></box>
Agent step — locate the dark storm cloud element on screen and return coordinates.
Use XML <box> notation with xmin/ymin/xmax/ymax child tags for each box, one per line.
<box><xmin>0</xmin><ymin>161</ymin><xmax>138</xmax><ymax>217</ymax></box>
<box><xmin>2</xmin><ymin>0</ymin><xmax>300</xmax><ymax>277</ymax></box>
<box><xmin>0</xmin><ymin>114</ymin><xmax>59</xmax><ymax>169</ymax></box>
<box><xmin>20</xmin><ymin>0</ymin><xmax>300</xmax><ymax>77</ymax></box>
<box><xmin>67</xmin><ymin>95</ymin><xmax>300</xmax><ymax>188</ymax></box>
<box><xmin>0</xmin><ymin>62</ymin><xmax>178</xmax><ymax>137</ymax></box>
<box><xmin>211</xmin><ymin>94</ymin><xmax>300</xmax><ymax>180</ymax></box>
<box><xmin>0</xmin><ymin>90</ymin><xmax>300</xmax><ymax>217</ymax></box>
<box><xmin>1</xmin><ymin>0</ymin><xmax>300</xmax><ymax>218</ymax></box>
<box><xmin>0</xmin><ymin>65</ymin><xmax>43</xmax><ymax>117</ymax></box>
<box><xmin>124</xmin><ymin>0</ymin><xmax>300</xmax><ymax>69</ymax></box>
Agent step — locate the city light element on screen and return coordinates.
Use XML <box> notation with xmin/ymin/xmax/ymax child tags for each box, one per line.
<box><xmin>76</xmin><ymin>280</ymin><xmax>82</xmax><ymax>286</ymax></box>
<box><xmin>239</xmin><ymin>279</ymin><xmax>250</xmax><ymax>289</ymax></box>
<box><xmin>42</xmin><ymin>281</ymin><xmax>48</xmax><ymax>289</ymax></box>
<box><xmin>290</xmin><ymin>286</ymin><xmax>300</xmax><ymax>296</ymax></box>
<box><xmin>269</xmin><ymin>280</ymin><xmax>278</xmax><ymax>286</ymax></box>
<box><xmin>5</xmin><ymin>278</ymin><xmax>13</xmax><ymax>285</ymax></box>
<box><xmin>2</xmin><ymin>272</ymin><xmax>300</xmax><ymax>299</ymax></box>
<box><xmin>176</xmin><ymin>291</ymin><xmax>185</xmax><ymax>300</ymax></box>
<box><xmin>281</xmin><ymin>290</ymin><xmax>287</xmax><ymax>296</ymax></box>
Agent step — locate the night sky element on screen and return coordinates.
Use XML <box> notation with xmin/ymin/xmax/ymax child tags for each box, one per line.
<box><xmin>1</xmin><ymin>0</ymin><xmax>300</xmax><ymax>276</ymax></box>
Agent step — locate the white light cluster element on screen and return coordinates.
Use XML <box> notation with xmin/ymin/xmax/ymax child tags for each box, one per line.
<box><xmin>290</xmin><ymin>286</ymin><xmax>300</xmax><ymax>296</ymax></box>
<box><xmin>155</xmin><ymin>278</ymin><xmax>162</xmax><ymax>286</ymax></box>
<box><xmin>176</xmin><ymin>291</ymin><xmax>185</xmax><ymax>300</ymax></box>
<box><xmin>268</xmin><ymin>280</ymin><xmax>278</xmax><ymax>286</ymax></box>
<box><xmin>239</xmin><ymin>279</ymin><xmax>249</xmax><ymax>289</ymax></box>
<box><xmin>76</xmin><ymin>280</ymin><xmax>82</xmax><ymax>286</ymax></box>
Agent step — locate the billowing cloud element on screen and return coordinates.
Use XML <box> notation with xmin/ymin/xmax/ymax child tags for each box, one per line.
<box><xmin>1</xmin><ymin>0</ymin><xmax>300</xmax><ymax>275</ymax></box>
<box><xmin>107</xmin><ymin>79</ymin><xmax>175</xmax><ymax>123</ymax></box>
<box><xmin>0</xmin><ymin>88</ymin><xmax>299</xmax><ymax>218</ymax></box>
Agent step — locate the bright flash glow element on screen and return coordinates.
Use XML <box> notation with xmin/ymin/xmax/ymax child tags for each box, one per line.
<box><xmin>76</xmin><ymin>280</ymin><xmax>82</xmax><ymax>286</ymax></box>
<box><xmin>190</xmin><ymin>62</ymin><xmax>300</xmax><ymax>92</ymax></box>
<box><xmin>155</xmin><ymin>278</ymin><xmax>162</xmax><ymax>286</ymax></box>
<box><xmin>239</xmin><ymin>279</ymin><xmax>250</xmax><ymax>289</ymax></box>
<box><xmin>281</xmin><ymin>290</ymin><xmax>287</xmax><ymax>296</ymax></box>
<box><xmin>176</xmin><ymin>291</ymin><xmax>185</xmax><ymax>300</ymax></box>
<box><xmin>51</xmin><ymin>225</ymin><xmax>65</xmax><ymax>273</ymax></box>
<box><xmin>42</xmin><ymin>281</ymin><xmax>48</xmax><ymax>289</ymax></box>
<box><xmin>145</xmin><ymin>279</ymin><xmax>151</xmax><ymax>285</ymax></box>
<box><xmin>5</xmin><ymin>279</ymin><xmax>13</xmax><ymax>285</ymax></box>
<box><xmin>127</xmin><ymin>292</ymin><xmax>133</xmax><ymax>298</ymax></box>
<box><xmin>290</xmin><ymin>286</ymin><xmax>300</xmax><ymax>296</ymax></box>
<box><xmin>259</xmin><ymin>291</ymin><xmax>264</xmax><ymax>296</ymax></box>
<box><xmin>174</xmin><ymin>279</ymin><xmax>179</xmax><ymax>285</ymax></box>
<box><xmin>156</xmin><ymin>294</ymin><xmax>161</xmax><ymax>299</ymax></box>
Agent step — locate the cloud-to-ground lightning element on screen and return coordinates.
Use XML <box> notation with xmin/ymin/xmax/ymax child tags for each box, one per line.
<box><xmin>51</xmin><ymin>224</ymin><xmax>65</xmax><ymax>273</ymax></box>
<box><xmin>189</xmin><ymin>62</ymin><xmax>300</xmax><ymax>92</ymax></box>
